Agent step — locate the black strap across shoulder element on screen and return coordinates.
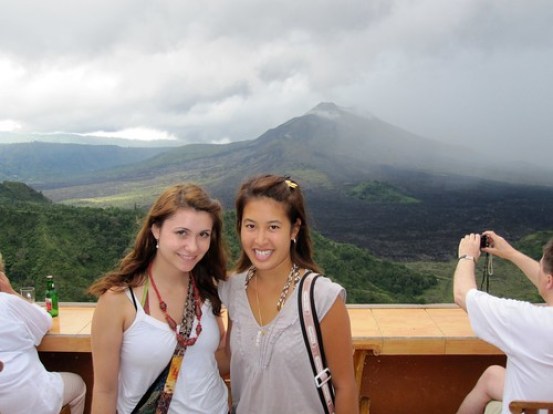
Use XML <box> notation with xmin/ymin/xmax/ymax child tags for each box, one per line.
<box><xmin>130</xmin><ymin>286</ymin><xmax>138</xmax><ymax>311</ymax></box>
<box><xmin>298</xmin><ymin>272</ymin><xmax>335</xmax><ymax>414</ymax></box>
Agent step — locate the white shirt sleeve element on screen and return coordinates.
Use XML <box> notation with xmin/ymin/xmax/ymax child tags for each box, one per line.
<box><xmin>465</xmin><ymin>288</ymin><xmax>544</xmax><ymax>355</ymax></box>
<box><xmin>3</xmin><ymin>293</ymin><xmax>52</xmax><ymax>345</ymax></box>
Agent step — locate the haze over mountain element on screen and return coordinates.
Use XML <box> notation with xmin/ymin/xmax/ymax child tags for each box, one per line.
<box><xmin>0</xmin><ymin>131</ymin><xmax>182</xmax><ymax>148</ymax></box>
<box><xmin>0</xmin><ymin>142</ymin><xmax>170</xmax><ymax>183</ymax></box>
<box><xmin>3</xmin><ymin>103</ymin><xmax>550</xmax><ymax>187</ymax></box>
<box><xmin>2</xmin><ymin>103</ymin><xmax>553</xmax><ymax>260</ymax></box>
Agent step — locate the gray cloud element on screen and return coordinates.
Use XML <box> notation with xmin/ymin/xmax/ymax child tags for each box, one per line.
<box><xmin>1</xmin><ymin>0</ymin><xmax>552</xmax><ymax>166</ymax></box>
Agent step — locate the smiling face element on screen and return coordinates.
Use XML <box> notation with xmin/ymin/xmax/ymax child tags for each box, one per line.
<box><xmin>240</xmin><ymin>197</ymin><xmax>300</xmax><ymax>275</ymax></box>
<box><xmin>151</xmin><ymin>207</ymin><xmax>213</xmax><ymax>274</ymax></box>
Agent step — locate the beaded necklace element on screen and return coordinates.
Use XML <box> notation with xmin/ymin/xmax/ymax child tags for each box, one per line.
<box><xmin>245</xmin><ymin>264</ymin><xmax>301</xmax><ymax>310</ymax></box>
<box><xmin>147</xmin><ymin>264</ymin><xmax>203</xmax><ymax>347</ymax></box>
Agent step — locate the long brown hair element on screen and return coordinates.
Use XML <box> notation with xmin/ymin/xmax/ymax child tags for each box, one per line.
<box><xmin>234</xmin><ymin>174</ymin><xmax>320</xmax><ymax>274</ymax></box>
<box><xmin>89</xmin><ymin>183</ymin><xmax>227</xmax><ymax>314</ymax></box>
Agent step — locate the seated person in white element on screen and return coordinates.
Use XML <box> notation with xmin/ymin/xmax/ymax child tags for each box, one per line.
<box><xmin>0</xmin><ymin>270</ymin><xmax>87</xmax><ymax>414</ymax></box>
<box><xmin>453</xmin><ymin>231</ymin><xmax>553</xmax><ymax>414</ymax></box>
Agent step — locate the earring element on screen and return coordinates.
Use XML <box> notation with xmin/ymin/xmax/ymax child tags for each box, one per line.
<box><xmin>292</xmin><ymin>238</ymin><xmax>296</xmax><ymax>244</ymax></box>
<box><xmin>155</xmin><ymin>239</ymin><xmax>159</xmax><ymax>249</ymax></box>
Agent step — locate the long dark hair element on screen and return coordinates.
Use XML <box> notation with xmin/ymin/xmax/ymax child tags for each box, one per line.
<box><xmin>233</xmin><ymin>174</ymin><xmax>320</xmax><ymax>274</ymax></box>
<box><xmin>89</xmin><ymin>183</ymin><xmax>227</xmax><ymax>315</ymax></box>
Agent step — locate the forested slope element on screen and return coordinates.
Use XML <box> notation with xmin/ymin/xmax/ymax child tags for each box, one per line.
<box><xmin>0</xmin><ymin>181</ymin><xmax>437</xmax><ymax>304</ymax></box>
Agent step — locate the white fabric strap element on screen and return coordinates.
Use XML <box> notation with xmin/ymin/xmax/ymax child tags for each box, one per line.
<box><xmin>301</xmin><ymin>273</ymin><xmax>335</xmax><ymax>414</ymax></box>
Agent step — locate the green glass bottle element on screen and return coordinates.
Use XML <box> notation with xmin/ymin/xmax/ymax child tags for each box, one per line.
<box><xmin>45</xmin><ymin>275</ymin><xmax>59</xmax><ymax>317</ymax></box>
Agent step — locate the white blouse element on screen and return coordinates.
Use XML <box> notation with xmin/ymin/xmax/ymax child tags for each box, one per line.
<box><xmin>219</xmin><ymin>271</ymin><xmax>345</xmax><ymax>414</ymax></box>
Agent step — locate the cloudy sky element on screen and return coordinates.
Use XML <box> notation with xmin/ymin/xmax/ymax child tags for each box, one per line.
<box><xmin>1</xmin><ymin>0</ymin><xmax>552</xmax><ymax>165</ymax></box>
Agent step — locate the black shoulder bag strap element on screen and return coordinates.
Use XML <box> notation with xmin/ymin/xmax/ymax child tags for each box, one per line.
<box><xmin>298</xmin><ymin>272</ymin><xmax>335</xmax><ymax>414</ymax></box>
<box><xmin>130</xmin><ymin>364</ymin><xmax>170</xmax><ymax>414</ymax></box>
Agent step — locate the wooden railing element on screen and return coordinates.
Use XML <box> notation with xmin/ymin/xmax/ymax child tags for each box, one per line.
<box><xmin>39</xmin><ymin>303</ymin><xmax>501</xmax><ymax>355</ymax></box>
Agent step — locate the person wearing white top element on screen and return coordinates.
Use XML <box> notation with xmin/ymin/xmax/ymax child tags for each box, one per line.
<box><xmin>0</xmin><ymin>269</ymin><xmax>86</xmax><ymax>414</ymax></box>
<box><xmin>89</xmin><ymin>184</ymin><xmax>229</xmax><ymax>414</ymax></box>
<box><xmin>454</xmin><ymin>231</ymin><xmax>553</xmax><ymax>414</ymax></box>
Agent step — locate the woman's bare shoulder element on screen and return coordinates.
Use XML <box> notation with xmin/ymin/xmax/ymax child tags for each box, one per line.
<box><xmin>95</xmin><ymin>287</ymin><xmax>133</xmax><ymax>316</ymax></box>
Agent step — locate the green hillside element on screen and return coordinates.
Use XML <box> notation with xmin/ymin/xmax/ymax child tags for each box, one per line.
<box><xmin>0</xmin><ymin>181</ymin><xmax>51</xmax><ymax>204</ymax></box>
<box><xmin>0</xmin><ymin>181</ymin><xmax>438</xmax><ymax>304</ymax></box>
<box><xmin>1</xmin><ymin>181</ymin><xmax>546</xmax><ymax>304</ymax></box>
<box><xmin>347</xmin><ymin>180</ymin><xmax>419</xmax><ymax>204</ymax></box>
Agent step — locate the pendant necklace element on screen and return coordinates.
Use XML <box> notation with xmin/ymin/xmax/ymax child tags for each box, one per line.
<box><xmin>254</xmin><ymin>275</ymin><xmax>265</xmax><ymax>347</ymax></box>
<box><xmin>246</xmin><ymin>264</ymin><xmax>301</xmax><ymax>347</ymax></box>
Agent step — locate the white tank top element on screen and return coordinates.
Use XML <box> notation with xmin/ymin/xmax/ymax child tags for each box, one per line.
<box><xmin>116</xmin><ymin>289</ymin><xmax>228</xmax><ymax>414</ymax></box>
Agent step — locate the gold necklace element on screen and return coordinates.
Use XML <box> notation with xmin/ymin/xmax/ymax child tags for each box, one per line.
<box><xmin>254</xmin><ymin>275</ymin><xmax>266</xmax><ymax>347</ymax></box>
<box><xmin>246</xmin><ymin>264</ymin><xmax>301</xmax><ymax>347</ymax></box>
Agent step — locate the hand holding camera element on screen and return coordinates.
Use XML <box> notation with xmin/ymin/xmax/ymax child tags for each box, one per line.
<box><xmin>478</xmin><ymin>233</ymin><xmax>493</xmax><ymax>292</ymax></box>
<box><xmin>480</xmin><ymin>234</ymin><xmax>490</xmax><ymax>249</ymax></box>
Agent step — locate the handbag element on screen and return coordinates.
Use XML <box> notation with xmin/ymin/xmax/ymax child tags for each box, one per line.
<box><xmin>298</xmin><ymin>272</ymin><xmax>336</xmax><ymax>414</ymax></box>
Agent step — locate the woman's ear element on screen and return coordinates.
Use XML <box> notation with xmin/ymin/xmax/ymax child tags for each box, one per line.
<box><xmin>151</xmin><ymin>224</ymin><xmax>160</xmax><ymax>241</ymax></box>
<box><xmin>291</xmin><ymin>219</ymin><xmax>301</xmax><ymax>240</ymax></box>
<box><xmin>546</xmin><ymin>274</ymin><xmax>553</xmax><ymax>289</ymax></box>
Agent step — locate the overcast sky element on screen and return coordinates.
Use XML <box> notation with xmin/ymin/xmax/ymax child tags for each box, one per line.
<box><xmin>1</xmin><ymin>0</ymin><xmax>552</xmax><ymax>165</ymax></box>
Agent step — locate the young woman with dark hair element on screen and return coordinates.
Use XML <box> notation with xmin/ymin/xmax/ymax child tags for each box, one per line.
<box><xmin>220</xmin><ymin>174</ymin><xmax>358</xmax><ymax>414</ymax></box>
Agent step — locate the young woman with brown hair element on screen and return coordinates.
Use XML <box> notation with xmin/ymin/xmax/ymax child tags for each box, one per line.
<box><xmin>90</xmin><ymin>183</ymin><xmax>229</xmax><ymax>414</ymax></box>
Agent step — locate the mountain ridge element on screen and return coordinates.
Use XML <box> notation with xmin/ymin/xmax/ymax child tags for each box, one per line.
<box><xmin>3</xmin><ymin>103</ymin><xmax>552</xmax><ymax>189</ymax></box>
<box><xmin>2</xmin><ymin>102</ymin><xmax>553</xmax><ymax>261</ymax></box>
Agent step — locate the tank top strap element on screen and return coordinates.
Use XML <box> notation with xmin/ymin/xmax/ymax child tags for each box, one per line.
<box><xmin>125</xmin><ymin>287</ymin><xmax>145</xmax><ymax>316</ymax></box>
